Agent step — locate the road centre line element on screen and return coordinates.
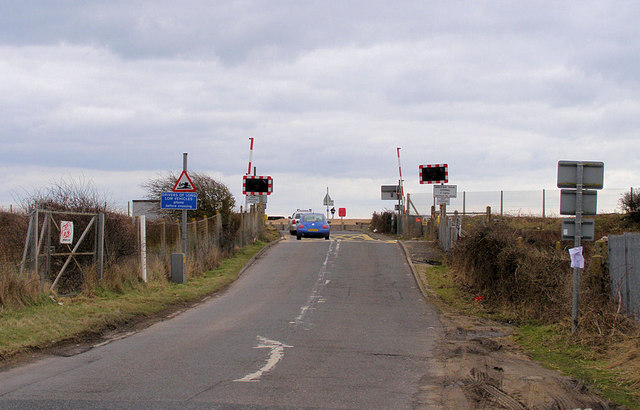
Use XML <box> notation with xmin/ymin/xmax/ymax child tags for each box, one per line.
<box><xmin>290</xmin><ymin>240</ymin><xmax>338</xmax><ymax>328</ymax></box>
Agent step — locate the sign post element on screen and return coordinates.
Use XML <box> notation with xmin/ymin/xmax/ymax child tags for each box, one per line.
<box><xmin>323</xmin><ymin>187</ymin><xmax>334</xmax><ymax>219</ymax></box>
<box><xmin>180</xmin><ymin>154</ymin><xmax>188</xmax><ymax>255</ymax></box>
<box><xmin>159</xmin><ymin>153</ymin><xmax>197</xmax><ymax>284</ymax></box>
<box><xmin>557</xmin><ymin>160</ymin><xmax>604</xmax><ymax>333</ymax></box>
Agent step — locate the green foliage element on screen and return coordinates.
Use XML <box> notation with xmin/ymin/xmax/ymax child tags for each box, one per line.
<box><xmin>142</xmin><ymin>172</ymin><xmax>235</xmax><ymax>220</ymax></box>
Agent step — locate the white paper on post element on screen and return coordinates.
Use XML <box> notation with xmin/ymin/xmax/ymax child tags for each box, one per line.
<box><xmin>569</xmin><ymin>246</ymin><xmax>584</xmax><ymax>269</ymax></box>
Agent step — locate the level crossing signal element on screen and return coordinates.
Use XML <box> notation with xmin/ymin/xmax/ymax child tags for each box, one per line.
<box><xmin>243</xmin><ymin>175</ymin><xmax>273</xmax><ymax>195</ymax></box>
<box><xmin>419</xmin><ymin>164</ymin><xmax>448</xmax><ymax>184</ymax></box>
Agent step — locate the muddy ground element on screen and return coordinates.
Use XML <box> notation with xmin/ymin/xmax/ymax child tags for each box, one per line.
<box><xmin>401</xmin><ymin>239</ymin><xmax>619</xmax><ymax>409</ymax></box>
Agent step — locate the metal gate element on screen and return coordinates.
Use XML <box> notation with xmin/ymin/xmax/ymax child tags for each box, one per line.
<box><xmin>20</xmin><ymin>209</ymin><xmax>105</xmax><ymax>291</ymax></box>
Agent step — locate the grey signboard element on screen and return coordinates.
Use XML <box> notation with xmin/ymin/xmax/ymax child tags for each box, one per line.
<box><xmin>381</xmin><ymin>185</ymin><xmax>401</xmax><ymax>200</ymax></box>
<box><xmin>560</xmin><ymin>189</ymin><xmax>598</xmax><ymax>215</ymax></box>
<box><xmin>557</xmin><ymin>161</ymin><xmax>604</xmax><ymax>189</ymax></box>
<box><xmin>561</xmin><ymin>219</ymin><xmax>595</xmax><ymax>241</ymax></box>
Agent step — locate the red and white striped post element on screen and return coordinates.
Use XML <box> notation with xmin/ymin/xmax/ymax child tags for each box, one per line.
<box><xmin>247</xmin><ymin>137</ymin><xmax>255</xmax><ymax>175</ymax></box>
<box><xmin>397</xmin><ymin>147</ymin><xmax>406</xmax><ymax>215</ymax></box>
<box><xmin>245</xmin><ymin>137</ymin><xmax>255</xmax><ymax>211</ymax></box>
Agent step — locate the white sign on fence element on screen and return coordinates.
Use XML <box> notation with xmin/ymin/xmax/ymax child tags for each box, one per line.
<box><xmin>434</xmin><ymin>184</ymin><xmax>457</xmax><ymax>198</ymax></box>
<box><xmin>60</xmin><ymin>221</ymin><xmax>74</xmax><ymax>244</ymax></box>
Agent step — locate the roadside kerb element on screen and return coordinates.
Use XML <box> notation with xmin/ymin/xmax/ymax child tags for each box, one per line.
<box><xmin>398</xmin><ymin>240</ymin><xmax>431</xmax><ymax>300</ymax></box>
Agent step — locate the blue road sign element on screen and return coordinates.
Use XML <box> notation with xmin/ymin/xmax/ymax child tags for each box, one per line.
<box><xmin>161</xmin><ymin>192</ymin><xmax>197</xmax><ymax>210</ymax></box>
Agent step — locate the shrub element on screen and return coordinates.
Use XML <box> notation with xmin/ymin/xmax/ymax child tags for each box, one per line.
<box><xmin>0</xmin><ymin>211</ymin><xmax>29</xmax><ymax>264</ymax></box>
<box><xmin>620</xmin><ymin>188</ymin><xmax>640</xmax><ymax>223</ymax></box>
<box><xmin>449</xmin><ymin>222</ymin><xmax>571</xmax><ymax>322</ymax></box>
<box><xmin>370</xmin><ymin>211</ymin><xmax>395</xmax><ymax>234</ymax></box>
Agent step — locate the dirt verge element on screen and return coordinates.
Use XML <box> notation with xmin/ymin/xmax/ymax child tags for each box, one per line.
<box><xmin>401</xmin><ymin>240</ymin><xmax>619</xmax><ymax>409</ymax></box>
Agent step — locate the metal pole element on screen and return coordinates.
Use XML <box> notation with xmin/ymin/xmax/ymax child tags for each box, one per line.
<box><xmin>326</xmin><ymin>187</ymin><xmax>329</xmax><ymax>219</ymax></box>
<box><xmin>182</xmin><ymin>153</ymin><xmax>188</xmax><ymax>255</ymax></box>
<box><xmin>45</xmin><ymin>213</ymin><xmax>51</xmax><ymax>284</ymax></box>
<box><xmin>463</xmin><ymin>191</ymin><xmax>466</xmax><ymax>216</ymax></box>
<box><xmin>140</xmin><ymin>215</ymin><xmax>147</xmax><ymax>282</ymax></box>
<box><xmin>97</xmin><ymin>213</ymin><xmax>105</xmax><ymax>279</ymax></box>
<box><xmin>500</xmin><ymin>190</ymin><xmax>504</xmax><ymax>216</ymax></box>
<box><xmin>542</xmin><ymin>189</ymin><xmax>546</xmax><ymax>218</ymax></box>
<box><xmin>571</xmin><ymin>163</ymin><xmax>584</xmax><ymax>333</ymax></box>
<box><xmin>20</xmin><ymin>210</ymin><xmax>35</xmax><ymax>275</ymax></box>
<box><xmin>33</xmin><ymin>209</ymin><xmax>39</xmax><ymax>275</ymax></box>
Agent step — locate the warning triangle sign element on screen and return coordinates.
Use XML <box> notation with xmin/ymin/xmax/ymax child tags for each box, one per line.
<box><xmin>172</xmin><ymin>171</ymin><xmax>197</xmax><ymax>192</ymax></box>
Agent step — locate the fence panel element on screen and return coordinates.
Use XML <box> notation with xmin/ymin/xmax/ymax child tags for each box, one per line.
<box><xmin>406</xmin><ymin>188</ymin><xmax>628</xmax><ymax>217</ymax></box>
<box><xmin>608</xmin><ymin>233</ymin><xmax>640</xmax><ymax>321</ymax></box>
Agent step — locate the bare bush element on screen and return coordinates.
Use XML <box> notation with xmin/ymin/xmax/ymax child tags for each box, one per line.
<box><xmin>449</xmin><ymin>222</ymin><xmax>571</xmax><ymax>322</ymax></box>
<box><xmin>142</xmin><ymin>172</ymin><xmax>235</xmax><ymax>220</ymax></box>
<box><xmin>20</xmin><ymin>176</ymin><xmax>112</xmax><ymax>213</ymax></box>
<box><xmin>620</xmin><ymin>188</ymin><xmax>640</xmax><ymax>223</ymax></box>
<box><xmin>370</xmin><ymin>211</ymin><xmax>395</xmax><ymax>234</ymax></box>
<box><xmin>0</xmin><ymin>211</ymin><xmax>29</xmax><ymax>264</ymax></box>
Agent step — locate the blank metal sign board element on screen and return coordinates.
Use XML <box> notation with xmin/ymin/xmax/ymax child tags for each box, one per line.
<box><xmin>557</xmin><ymin>161</ymin><xmax>604</xmax><ymax>189</ymax></box>
<box><xmin>560</xmin><ymin>189</ymin><xmax>598</xmax><ymax>215</ymax></box>
<box><xmin>420</xmin><ymin>164</ymin><xmax>448</xmax><ymax>184</ymax></box>
<box><xmin>243</xmin><ymin>175</ymin><xmax>273</xmax><ymax>195</ymax></box>
<box><xmin>381</xmin><ymin>185</ymin><xmax>400</xmax><ymax>200</ymax></box>
<box><xmin>562</xmin><ymin>219</ymin><xmax>595</xmax><ymax>241</ymax></box>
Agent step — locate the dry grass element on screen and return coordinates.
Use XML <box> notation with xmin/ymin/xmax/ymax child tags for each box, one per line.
<box><xmin>0</xmin><ymin>266</ymin><xmax>43</xmax><ymax>310</ymax></box>
<box><xmin>0</xmin><ymin>240</ymin><xmax>268</xmax><ymax>360</ymax></box>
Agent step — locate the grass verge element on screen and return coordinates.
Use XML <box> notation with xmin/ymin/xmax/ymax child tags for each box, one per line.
<box><xmin>419</xmin><ymin>262</ymin><xmax>640</xmax><ymax>409</ymax></box>
<box><xmin>0</xmin><ymin>240</ymin><xmax>270</xmax><ymax>362</ymax></box>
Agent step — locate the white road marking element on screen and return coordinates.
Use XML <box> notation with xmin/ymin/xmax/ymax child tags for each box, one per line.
<box><xmin>234</xmin><ymin>336</ymin><xmax>293</xmax><ymax>382</ymax></box>
<box><xmin>291</xmin><ymin>240</ymin><xmax>338</xmax><ymax>328</ymax></box>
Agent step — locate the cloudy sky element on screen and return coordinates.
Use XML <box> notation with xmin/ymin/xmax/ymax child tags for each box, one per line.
<box><xmin>1</xmin><ymin>1</ymin><xmax>638</xmax><ymax>217</ymax></box>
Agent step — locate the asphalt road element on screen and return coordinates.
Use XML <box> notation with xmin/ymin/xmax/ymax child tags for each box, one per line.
<box><xmin>0</xmin><ymin>231</ymin><xmax>442</xmax><ymax>409</ymax></box>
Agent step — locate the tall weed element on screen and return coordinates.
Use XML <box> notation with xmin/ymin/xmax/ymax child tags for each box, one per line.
<box><xmin>0</xmin><ymin>266</ymin><xmax>43</xmax><ymax>309</ymax></box>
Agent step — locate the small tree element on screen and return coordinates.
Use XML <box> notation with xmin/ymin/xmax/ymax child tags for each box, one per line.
<box><xmin>142</xmin><ymin>172</ymin><xmax>235</xmax><ymax>220</ymax></box>
<box><xmin>620</xmin><ymin>188</ymin><xmax>640</xmax><ymax>223</ymax></box>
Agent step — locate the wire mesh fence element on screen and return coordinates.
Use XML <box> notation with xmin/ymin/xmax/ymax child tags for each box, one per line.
<box><xmin>406</xmin><ymin>188</ymin><xmax>630</xmax><ymax>217</ymax></box>
<box><xmin>139</xmin><ymin>206</ymin><xmax>266</xmax><ymax>279</ymax></box>
<box><xmin>13</xmin><ymin>206</ymin><xmax>266</xmax><ymax>294</ymax></box>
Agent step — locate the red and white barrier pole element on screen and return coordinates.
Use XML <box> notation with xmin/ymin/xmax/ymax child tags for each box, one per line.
<box><xmin>397</xmin><ymin>147</ymin><xmax>406</xmax><ymax>214</ymax></box>
<box><xmin>245</xmin><ymin>137</ymin><xmax>255</xmax><ymax>211</ymax></box>
<box><xmin>247</xmin><ymin>137</ymin><xmax>254</xmax><ymax>175</ymax></box>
